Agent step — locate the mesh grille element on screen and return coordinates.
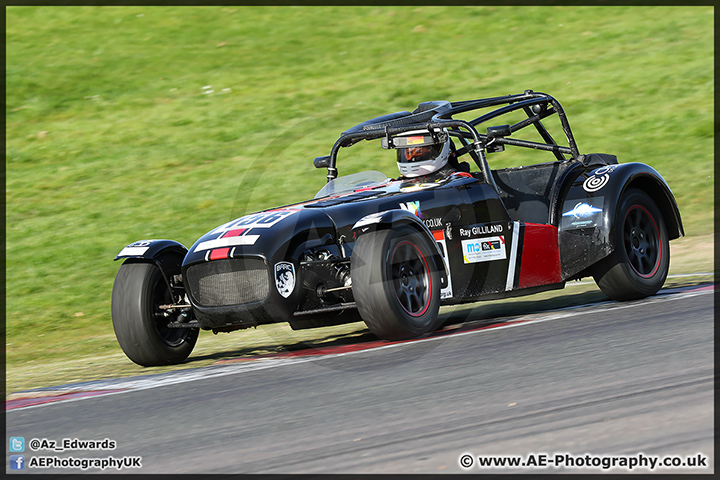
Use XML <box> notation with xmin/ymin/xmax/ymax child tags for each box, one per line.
<box><xmin>186</xmin><ymin>258</ymin><xmax>269</xmax><ymax>307</ymax></box>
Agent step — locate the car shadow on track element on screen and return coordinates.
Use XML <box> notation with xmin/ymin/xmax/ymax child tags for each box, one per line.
<box><xmin>183</xmin><ymin>288</ymin><xmax>614</xmax><ymax>365</ymax></box>
<box><xmin>440</xmin><ymin>288</ymin><xmax>611</xmax><ymax>327</ymax></box>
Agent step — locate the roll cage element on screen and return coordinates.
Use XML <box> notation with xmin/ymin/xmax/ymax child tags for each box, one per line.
<box><xmin>314</xmin><ymin>90</ymin><xmax>581</xmax><ymax>187</ymax></box>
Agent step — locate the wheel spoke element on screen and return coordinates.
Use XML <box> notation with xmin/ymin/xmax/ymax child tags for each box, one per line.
<box><xmin>639</xmin><ymin>254</ymin><xmax>650</xmax><ymax>273</ymax></box>
<box><xmin>411</xmin><ymin>293</ymin><xmax>418</xmax><ymax>311</ymax></box>
<box><xmin>628</xmin><ymin>249</ymin><xmax>639</xmax><ymax>268</ymax></box>
<box><xmin>636</xmin><ymin>213</ymin><xmax>646</xmax><ymax>232</ymax></box>
<box><xmin>404</xmin><ymin>292</ymin><xmax>414</xmax><ymax>312</ymax></box>
<box><xmin>392</xmin><ymin>264</ymin><xmax>402</xmax><ymax>279</ymax></box>
<box><xmin>399</xmin><ymin>244</ymin><xmax>411</xmax><ymax>264</ymax></box>
<box><xmin>624</xmin><ymin>228</ymin><xmax>633</xmax><ymax>246</ymax></box>
<box><xmin>394</xmin><ymin>284</ymin><xmax>407</xmax><ymax>309</ymax></box>
<box><xmin>631</xmin><ymin>208</ymin><xmax>642</xmax><ymax>229</ymax></box>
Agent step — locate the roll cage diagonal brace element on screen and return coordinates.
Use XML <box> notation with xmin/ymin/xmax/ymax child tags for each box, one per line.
<box><xmin>320</xmin><ymin>90</ymin><xmax>580</xmax><ymax>186</ymax></box>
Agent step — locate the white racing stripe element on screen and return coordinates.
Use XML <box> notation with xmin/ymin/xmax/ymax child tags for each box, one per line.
<box><xmin>8</xmin><ymin>285</ymin><xmax>713</xmax><ymax>411</ymax></box>
<box><xmin>194</xmin><ymin>235</ymin><xmax>260</xmax><ymax>252</ymax></box>
<box><xmin>505</xmin><ymin>221</ymin><xmax>520</xmax><ymax>291</ymax></box>
<box><xmin>117</xmin><ymin>246</ymin><xmax>150</xmax><ymax>257</ymax></box>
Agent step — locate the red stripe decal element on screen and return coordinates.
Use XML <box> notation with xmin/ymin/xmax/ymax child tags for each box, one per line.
<box><xmin>210</xmin><ymin>248</ymin><xmax>230</xmax><ymax>260</ymax></box>
<box><xmin>222</xmin><ymin>228</ymin><xmax>246</xmax><ymax>238</ymax></box>
<box><xmin>432</xmin><ymin>230</ymin><xmax>445</xmax><ymax>241</ymax></box>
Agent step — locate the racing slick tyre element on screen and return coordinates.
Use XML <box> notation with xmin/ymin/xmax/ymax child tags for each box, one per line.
<box><xmin>112</xmin><ymin>261</ymin><xmax>199</xmax><ymax>366</ymax></box>
<box><xmin>351</xmin><ymin>225</ymin><xmax>441</xmax><ymax>340</ymax></box>
<box><xmin>591</xmin><ymin>188</ymin><xmax>669</xmax><ymax>301</ymax></box>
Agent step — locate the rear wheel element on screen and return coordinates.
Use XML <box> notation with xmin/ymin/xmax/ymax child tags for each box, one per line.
<box><xmin>112</xmin><ymin>261</ymin><xmax>199</xmax><ymax>366</ymax></box>
<box><xmin>591</xmin><ymin>188</ymin><xmax>669</xmax><ymax>301</ymax></box>
<box><xmin>351</xmin><ymin>225</ymin><xmax>441</xmax><ymax>340</ymax></box>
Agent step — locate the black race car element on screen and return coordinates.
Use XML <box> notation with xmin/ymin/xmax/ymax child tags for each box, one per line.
<box><xmin>112</xmin><ymin>90</ymin><xmax>683</xmax><ymax>366</ymax></box>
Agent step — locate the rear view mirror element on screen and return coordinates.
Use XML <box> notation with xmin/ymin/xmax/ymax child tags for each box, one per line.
<box><xmin>487</xmin><ymin>125</ymin><xmax>511</xmax><ymax>139</ymax></box>
<box><xmin>314</xmin><ymin>155</ymin><xmax>331</xmax><ymax>168</ymax></box>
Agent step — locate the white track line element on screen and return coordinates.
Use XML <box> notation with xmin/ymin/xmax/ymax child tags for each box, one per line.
<box><xmin>7</xmin><ymin>285</ymin><xmax>713</xmax><ymax>412</ymax></box>
<box><xmin>566</xmin><ymin>272</ymin><xmax>714</xmax><ymax>286</ymax></box>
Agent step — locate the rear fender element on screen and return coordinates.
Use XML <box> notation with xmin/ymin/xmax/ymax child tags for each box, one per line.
<box><xmin>352</xmin><ymin>209</ymin><xmax>449</xmax><ymax>284</ymax></box>
<box><xmin>558</xmin><ymin>162</ymin><xmax>683</xmax><ymax>279</ymax></box>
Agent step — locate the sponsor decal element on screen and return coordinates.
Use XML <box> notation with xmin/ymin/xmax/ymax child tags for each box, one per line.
<box><xmin>462</xmin><ymin>236</ymin><xmax>507</xmax><ymax>264</ymax></box>
<box><xmin>423</xmin><ymin>217</ymin><xmax>442</xmax><ymax>228</ymax></box>
<box><xmin>117</xmin><ymin>240</ymin><xmax>161</xmax><ymax>257</ymax></box>
<box><xmin>561</xmin><ymin>197</ymin><xmax>604</xmax><ymax>229</ymax></box>
<box><xmin>594</xmin><ymin>165</ymin><xmax>619</xmax><ymax>175</ymax></box>
<box><xmin>406</xmin><ymin>135</ymin><xmax>425</xmax><ymax>145</ymax></box>
<box><xmin>445</xmin><ymin>223</ymin><xmax>453</xmax><ymax>241</ymax></box>
<box><xmin>399</xmin><ymin>202</ymin><xmax>442</xmax><ymax>229</ymax></box>
<box><xmin>582</xmin><ymin>165</ymin><xmax>618</xmax><ymax>192</ymax></box>
<box><xmin>128</xmin><ymin>240</ymin><xmax>153</xmax><ymax>247</ymax></box>
<box><xmin>459</xmin><ymin>223</ymin><xmax>504</xmax><ymax>238</ymax></box>
<box><xmin>275</xmin><ymin>262</ymin><xmax>296</xmax><ymax>298</ymax></box>
<box><xmin>563</xmin><ymin>202</ymin><xmax>603</xmax><ymax>218</ymax></box>
<box><xmin>432</xmin><ymin>230</ymin><xmax>453</xmax><ymax>299</ymax></box>
<box><xmin>399</xmin><ymin>201</ymin><xmax>423</xmax><ymax>219</ymax></box>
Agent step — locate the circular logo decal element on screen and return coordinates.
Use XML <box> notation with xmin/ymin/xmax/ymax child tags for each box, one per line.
<box><xmin>583</xmin><ymin>174</ymin><xmax>610</xmax><ymax>192</ymax></box>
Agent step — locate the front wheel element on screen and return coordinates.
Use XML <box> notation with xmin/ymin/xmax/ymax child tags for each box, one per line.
<box><xmin>112</xmin><ymin>261</ymin><xmax>199</xmax><ymax>366</ymax></box>
<box><xmin>351</xmin><ymin>225</ymin><xmax>441</xmax><ymax>340</ymax></box>
<box><xmin>591</xmin><ymin>188</ymin><xmax>669</xmax><ymax>301</ymax></box>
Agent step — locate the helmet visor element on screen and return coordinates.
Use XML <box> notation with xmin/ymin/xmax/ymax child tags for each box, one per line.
<box><xmin>397</xmin><ymin>144</ymin><xmax>443</xmax><ymax>164</ymax></box>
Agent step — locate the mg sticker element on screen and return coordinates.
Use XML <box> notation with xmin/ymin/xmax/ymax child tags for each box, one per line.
<box><xmin>462</xmin><ymin>236</ymin><xmax>507</xmax><ymax>264</ymax></box>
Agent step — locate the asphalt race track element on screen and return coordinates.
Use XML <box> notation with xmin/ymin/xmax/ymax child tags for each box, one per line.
<box><xmin>6</xmin><ymin>284</ymin><xmax>714</xmax><ymax>474</ymax></box>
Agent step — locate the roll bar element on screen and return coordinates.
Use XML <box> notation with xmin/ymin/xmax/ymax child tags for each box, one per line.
<box><xmin>315</xmin><ymin>90</ymin><xmax>580</xmax><ymax>183</ymax></box>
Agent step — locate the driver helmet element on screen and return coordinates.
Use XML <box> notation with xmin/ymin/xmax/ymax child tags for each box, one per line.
<box><xmin>393</xmin><ymin>128</ymin><xmax>450</xmax><ymax>178</ymax></box>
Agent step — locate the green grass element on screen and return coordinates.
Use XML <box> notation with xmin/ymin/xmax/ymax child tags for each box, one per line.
<box><xmin>5</xmin><ymin>6</ymin><xmax>714</xmax><ymax>394</ymax></box>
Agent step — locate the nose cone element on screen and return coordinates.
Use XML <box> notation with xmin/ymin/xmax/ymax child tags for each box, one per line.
<box><xmin>185</xmin><ymin>209</ymin><xmax>302</xmax><ymax>264</ymax></box>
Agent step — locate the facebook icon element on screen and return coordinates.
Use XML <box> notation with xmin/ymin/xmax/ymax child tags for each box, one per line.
<box><xmin>10</xmin><ymin>455</ymin><xmax>25</xmax><ymax>470</ymax></box>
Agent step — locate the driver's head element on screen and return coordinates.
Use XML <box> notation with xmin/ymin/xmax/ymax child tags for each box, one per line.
<box><xmin>394</xmin><ymin>129</ymin><xmax>450</xmax><ymax>178</ymax></box>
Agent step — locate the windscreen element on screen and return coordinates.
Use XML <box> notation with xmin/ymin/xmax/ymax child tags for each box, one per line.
<box><xmin>314</xmin><ymin>170</ymin><xmax>389</xmax><ymax>198</ymax></box>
